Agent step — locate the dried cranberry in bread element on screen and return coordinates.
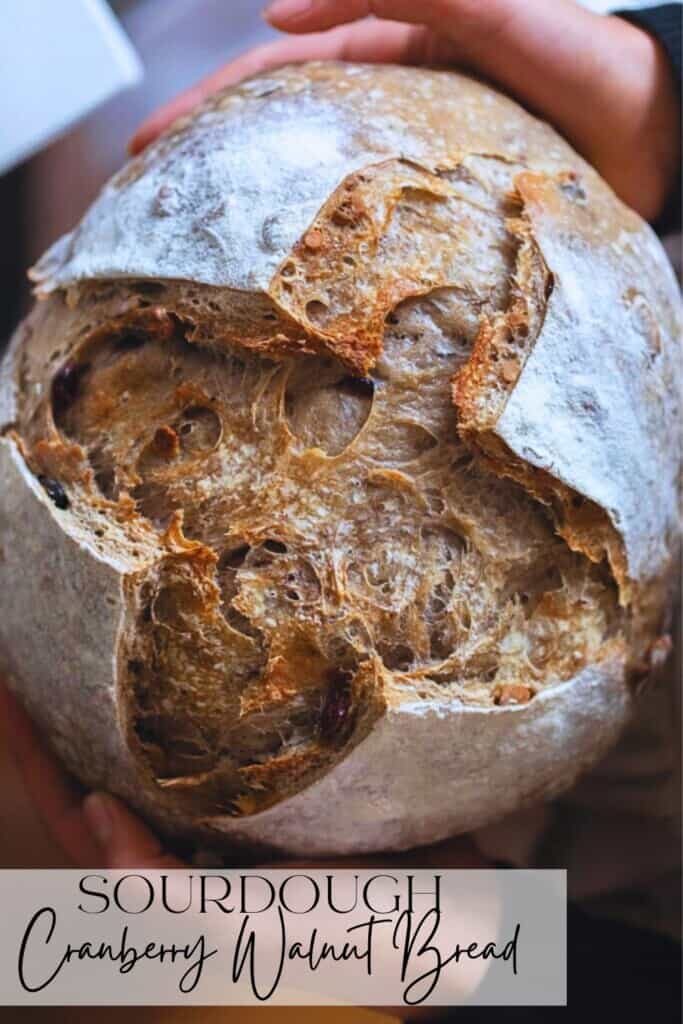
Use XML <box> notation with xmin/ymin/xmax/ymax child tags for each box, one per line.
<box><xmin>0</xmin><ymin>63</ymin><xmax>680</xmax><ymax>857</ymax></box>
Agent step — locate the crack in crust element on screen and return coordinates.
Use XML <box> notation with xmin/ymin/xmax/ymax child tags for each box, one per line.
<box><xmin>453</xmin><ymin>185</ymin><xmax>629</xmax><ymax>600</ymax></box>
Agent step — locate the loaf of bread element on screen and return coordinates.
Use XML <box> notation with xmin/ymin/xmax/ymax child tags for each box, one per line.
<box><xmin>0</xmin><ymin>63</ymin><xmax>680</xmax><ymax>857</ymax></box>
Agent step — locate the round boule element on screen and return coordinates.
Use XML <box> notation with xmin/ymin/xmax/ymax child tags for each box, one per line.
<box><xmin>0</xmin><ymin>62</ymin><xmax>680</xmax><ymax>858</ymax></box>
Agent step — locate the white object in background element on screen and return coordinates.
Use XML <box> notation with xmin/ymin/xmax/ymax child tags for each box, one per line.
<box><xmin>0</xmin><ymin>0</ymin><xmax>142</xmax><ymax>175</ymax></box>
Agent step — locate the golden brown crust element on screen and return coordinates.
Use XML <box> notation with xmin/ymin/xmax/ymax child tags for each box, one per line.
<box><xmin>453</xmin><ymin>167</ymin><xmax>680</xmax><ymax>614</ymax></box>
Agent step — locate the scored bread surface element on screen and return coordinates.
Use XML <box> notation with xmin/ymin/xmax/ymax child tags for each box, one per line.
<box><xmin>0</xmin><ymin>63</ymin><xmax>679</xmax><ymax>856</ymax></box>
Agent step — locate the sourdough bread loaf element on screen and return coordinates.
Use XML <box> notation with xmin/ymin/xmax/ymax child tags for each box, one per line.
<box><xmin>0</xmin><ymin>63</ymin><xmax>680</xmax><ymax>857</ymax></box>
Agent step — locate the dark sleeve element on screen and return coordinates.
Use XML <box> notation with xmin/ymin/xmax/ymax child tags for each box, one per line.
<box><xmin>416</xmin><ymin>903</ymin><xmax>682</xmax><ymax>1024</ymax></box>
<box><xmin>614</xmin><ymin>4</ymin><xmax>682</xmax><ymax>234</ymax></box>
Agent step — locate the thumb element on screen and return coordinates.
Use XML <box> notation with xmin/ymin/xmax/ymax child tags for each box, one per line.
<box><xmin>82</xmin><ymin>792</ymin><xmax>185</xmax><ymax>869</ymax></box>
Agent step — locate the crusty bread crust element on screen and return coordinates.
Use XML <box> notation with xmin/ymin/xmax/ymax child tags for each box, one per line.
<box><xmin>0</xmin><ymin>63</ymin><xmax>679</xmax><ymax>856</ymax></box>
